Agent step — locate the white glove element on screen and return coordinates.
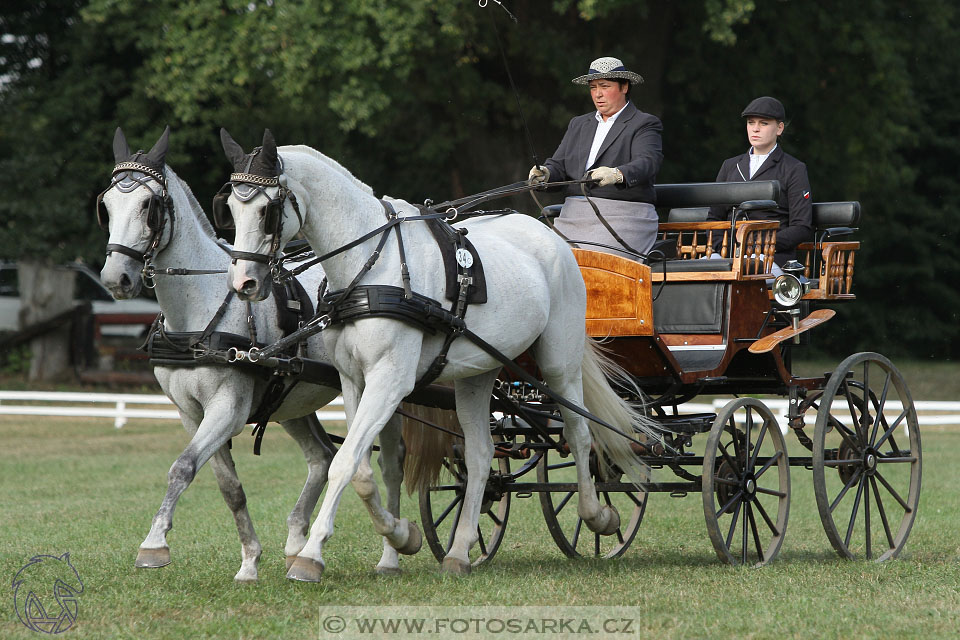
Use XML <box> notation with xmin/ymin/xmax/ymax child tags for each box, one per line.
<box><xmin>528</xmin><ymin>165</ymin><xmax>550</xmax><ymax>185</ymax></box>
<box><xmin>589</xmin><ymin>166</ymin><xmax>623</xmax><ymax>187</ymax></box>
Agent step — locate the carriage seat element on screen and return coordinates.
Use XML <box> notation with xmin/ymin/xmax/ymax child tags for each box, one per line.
<box><xmin>796</xmin><ymin>201</ymin><xmax>861</xmax><ymax>300</ymax></box>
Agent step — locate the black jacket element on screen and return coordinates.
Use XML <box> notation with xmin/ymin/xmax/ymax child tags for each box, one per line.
<box><xmin>707</xmin><ymin>145</ymin><xmax>814</xmax><ymax>264</ymax></box>
<box><xmin>543</xmin><ymin>101</ymin><xmax>663</xmax><ymax>204</ymax></box>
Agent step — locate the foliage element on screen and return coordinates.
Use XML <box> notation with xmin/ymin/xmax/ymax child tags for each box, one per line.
<box><xmin>0</xmin><ymin>0</ymin><xmax>957</xmax><ymax>357</ymax></box>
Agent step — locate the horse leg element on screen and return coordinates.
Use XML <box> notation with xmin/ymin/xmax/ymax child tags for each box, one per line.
<box><xmin>137</xmin><ymin>401</ymin><xmax>254</xmax><ymax>572</ymax></box>
<box><xmin>287</xmin><ymin>370</ymin><xmax>417</xmax><ymax>582</ymax></box>
<box><xmin>441</xmin><ymin>371</ymin><xmax>499</xmax><ymax>575</ymax></box>
<box><xmin>373</xmin><ymin>413</ymin><xmax>408</xmax><ymax>575</ymax></box>
<box><xmin>535</xmin><ymin>345</ymin><xmax>619</xmax><ymax>536</ymax></box>
<box><xmin>207</xmin><ymin>446</ymin><xmax>262</xmax><ymax>582</ymax></box>
<box><xmin>277</xmin><ymin>413</ymin><xmax>336</xmax><ymax>571</ymax></box>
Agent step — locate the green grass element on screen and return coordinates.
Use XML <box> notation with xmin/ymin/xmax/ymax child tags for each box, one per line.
<box><xmin>2</xmin><ymin>414</ymin><xmax>959</xmax><ymax>639</ymax></box>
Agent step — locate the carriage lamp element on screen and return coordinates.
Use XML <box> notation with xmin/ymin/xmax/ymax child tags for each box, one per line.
<box><xmin>772</xmin><ymin>273</ymin><xmax>803</xmax><ymax>308</ymax></box>
<box><xmin>772</xmin><ymin>260</ymin><xmax>808</xmax><ymax>308</ymax></box>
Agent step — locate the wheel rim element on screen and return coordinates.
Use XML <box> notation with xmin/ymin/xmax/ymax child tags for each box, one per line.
<box><xmin>418</xmin><ymin>447</ymin><xmax>510</xmax><ymax>567</ymax></box>
<box><xmin>812</xmin><ymin>352</ymin><xmax>922</xmax><ymax>561</ymax></box>
<box><xmin>702</xmin><ymin>398</ymin><xmax>790</xmax><ymax>567</ymax></box>
<box><xmin>537</xmin><ymin>449</ymin><xmax>646</xmax><ymax>559</ymax></box>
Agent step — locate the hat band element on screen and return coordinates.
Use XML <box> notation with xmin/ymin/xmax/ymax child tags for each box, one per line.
<box><xmin>588</xmin><ymin>65</ymin><xmax>627</xmax><ymax>74</ymax></box>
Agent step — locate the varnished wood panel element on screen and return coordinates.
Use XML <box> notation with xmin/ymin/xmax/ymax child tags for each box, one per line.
<box><xmin>572</xmin><ymin>249</ymin><xmax>654</xmax><ymax>337</ymax></box>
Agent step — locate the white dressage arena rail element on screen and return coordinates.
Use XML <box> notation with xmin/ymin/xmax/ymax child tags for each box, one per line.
<box><xmin>0</xmin><ymin>390</ymin><xmax>346</xmax><ymax>428</ymax></box>
<box><xmin>0</xmin><ymin>390</ymin><xmax>958</xmax><ymax>430</ymax></box>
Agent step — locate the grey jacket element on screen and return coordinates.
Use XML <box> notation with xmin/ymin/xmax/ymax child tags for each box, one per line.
<box><xmin>542</xmin><ymin>101</ymin><xmax>663</xmax><ymax>204</ymax></box>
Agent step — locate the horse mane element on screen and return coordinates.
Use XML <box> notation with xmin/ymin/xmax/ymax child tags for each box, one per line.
<box><xmin>163</xmin><ymin>165</ymin><xmax>220</xmax><ymax>241</ymax></box>
<box><xmin>279</xmin><ymin>145</ymin><xmax>375</xmax><ymax>195</ymax></box>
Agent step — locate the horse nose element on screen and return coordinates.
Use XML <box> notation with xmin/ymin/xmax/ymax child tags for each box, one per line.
<box><xmin>237</xmin><ymin>278</ymin><xmax>259</xmax><ymax>298</ymax></box>
<box><xmin>119</xmin><ymin>272</ymin><xmax>133</xmax><ymax>290</ymax></box>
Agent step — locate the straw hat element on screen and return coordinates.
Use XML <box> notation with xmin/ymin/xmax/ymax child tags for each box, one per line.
<box><xmin>572</xmin><ymin>56</ymin><xmax>644</xmax><ymax>85</ymax></box>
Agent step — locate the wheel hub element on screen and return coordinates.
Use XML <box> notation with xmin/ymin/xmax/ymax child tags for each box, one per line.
<box><xmin>714</xmin><ymin>461</ymin><xmax>739</xmax><ymax>504</ymax></box>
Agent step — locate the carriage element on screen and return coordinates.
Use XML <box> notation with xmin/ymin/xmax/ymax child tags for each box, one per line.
<box><xmin>414</xmin><ymin>179</ymin><xmax>921</xmax><ymax>569</ymax></box>
<box><xmin>99</xmin><ymin>129</ymin><xmax>920</xmax><ymax>581</ymax></box>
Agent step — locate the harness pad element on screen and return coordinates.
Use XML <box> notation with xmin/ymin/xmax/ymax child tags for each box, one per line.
<box><xmin>423</xmin><ymin>214</ymin><xmax>488</xmax><ymax>304</ymax></box>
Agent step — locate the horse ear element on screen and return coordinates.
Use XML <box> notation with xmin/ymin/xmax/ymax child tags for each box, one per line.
<box><xmin>145</xmin><ymin>125</ymin><xmax>170</xmax><ymax>167</ymax></box>
<box><xmin>261</xmin><ymin>128</ymin><xmax>278</xmax><ymax>171</ymax></box>
<box><xmin>220</xmin><ymin>127</ymin><xmax>247</xmax><ymax>169</ymax></box>
<box><xmin>113</xmin><ymin>127</ymin><xmax>131</xmax><ymax>163</ymax></box>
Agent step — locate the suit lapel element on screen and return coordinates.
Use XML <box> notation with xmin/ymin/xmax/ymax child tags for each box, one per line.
<box><xmin>736</xmin><ymin>153</ymin><xmax>750</xmax><ymax>181</ymax></box>
<box><xmin>574</xmin><ymin>116</ymin><xmax>598</xmax><ymax>174</ymax></box>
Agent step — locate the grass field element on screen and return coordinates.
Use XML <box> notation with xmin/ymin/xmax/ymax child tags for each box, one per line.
<box><xmin>2</xmin><ymin>403</ymin><xmax>958</xmax><ymax>640</ymax></box>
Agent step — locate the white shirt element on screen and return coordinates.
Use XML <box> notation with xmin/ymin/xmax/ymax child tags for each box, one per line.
<box><xmin>749</xmin><ymin>144</ymin><xmax>777</xmax><ymax>178</ymax></box>
<box><xmin>585</xmin><ymin>102</ymin><xmax>629</xmax><ymax>171</ymax></box>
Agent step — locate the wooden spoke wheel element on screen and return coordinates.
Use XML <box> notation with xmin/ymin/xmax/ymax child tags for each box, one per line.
<box><xmin>812</xmin><ymin>352</ymin><xmax>921</xmax><ymax>561</ymax></box>
<box><xmin>419</xmin><ymin>445</ymin><xmax>510</xmax><ymax>568</ymax></box>
<box><xmin>702</xmin><ymin>398</ymin><xmax>790</xmax><ymax>566</ymax></box>
<box><xmin>537</xmin><ymin>448</ymin><xmax>647</xmax><ymax>559</ymax></box>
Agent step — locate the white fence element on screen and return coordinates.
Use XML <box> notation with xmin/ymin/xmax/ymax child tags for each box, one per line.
<box><xmin>0</xmin><ymin>390</ymin><xmax>346</xmax><ymax>428</ymax></box>
<box><xmin>1</xmin><ymin>390</ymin><xmax>958</xmax><ymax>431</ymax></box>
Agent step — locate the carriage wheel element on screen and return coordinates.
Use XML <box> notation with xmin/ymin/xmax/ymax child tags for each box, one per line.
<box><xmin>702</xmin><ymin>398</ymin><xmax>790</xmax><ymax>566</ymax></box>
<box><xmin>812</xmin><ymin>352</ymin><xmax>921</xmax><ymax>561</ymax></box>
<box><xmin>418</xmin><ymin>444</ymin><xmax>510</xmax><ymax>568</ymax></box>
<box><xmin>537</xmin><ymin>448</ymin><xmax>647</xmax><ymax>559</ymax></box>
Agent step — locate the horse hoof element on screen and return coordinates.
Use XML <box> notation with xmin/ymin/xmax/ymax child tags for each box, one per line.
<box><xmin>285</xmin><ymin>555</ymin><xmax>298</xmax><ymax>571</ymax></box>
<box><xmin>396</xmin><ymin>520</ymin><xmax>422</xmax><ymax>556</ymax></box>
<box><xmin>600</xmin><ymin>505</ymin><xmax>620</xmax><ymax>535</ymax></box>
<box><xmin>135</xmin><ymin>547</ymin><xmax>171</xmax><ymax>568</ymax></box>
<box><xmin>286</xmin><ymin>556</ymin><xmax>325</xmax><ymax>582</ymax></box>
<box><xmin>234</xmin><ymin>571</ymin><xmax>258</xmax><ymax>584</ymax></box>
<box><xmin>375</xmin><ymin>565</ymin><xmax>403</xmax><ymax>576</ymax></box>
<box><xmin>441</xmin><ymin>557</ymin><xmax>472</xmax><ymax>576</ymax></box>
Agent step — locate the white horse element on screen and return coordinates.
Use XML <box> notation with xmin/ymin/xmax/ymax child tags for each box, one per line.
<box><xmin>220</xmin><ymin>129</ymin><xmax>653</xmax><ymax>580</ymax></box>
<box><xmin>97</xmin><ymin>127</ymin><xmax>408</xmax><ymax>581</ymax></box>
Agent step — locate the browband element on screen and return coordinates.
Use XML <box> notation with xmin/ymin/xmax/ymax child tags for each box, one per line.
<box><xmin>230</xmin><ymin>172</ymin><xmax>279</xmax><ymax>187</ymax></box>
<box><xmin>113</xmin><ymin>161</ymin><xmax>166</xmax><ymax>187</ymax></box>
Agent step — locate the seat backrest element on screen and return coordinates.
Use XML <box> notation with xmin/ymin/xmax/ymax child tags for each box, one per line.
<box><xmin>667</xmin><ymin>201</ymin><xmax>862</xmax><ymax>230</ymax></box>
<box><xmin>654</xmin><ymin>181</ymin><xmax>780</xmax><ymax>208</ymax></box>
<box><xmin>666</xmin><ymin>207</ymin><xmax>710</xmax><ymax>223</ymax></box>
<box><xmin>812</xmin><ymin>201</ymin><xmax>861</xmax><ymax>230</ymax></box>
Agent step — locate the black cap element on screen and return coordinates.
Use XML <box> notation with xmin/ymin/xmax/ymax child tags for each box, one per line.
<box><xmin>741</xmin><ymin>96</ymin><xmax>785</xmax><ymax>120</ymax></box>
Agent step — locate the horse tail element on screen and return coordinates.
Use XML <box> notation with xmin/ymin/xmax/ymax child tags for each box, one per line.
<box><xmin>400</xmin><ymin>402</ymin><xmax>461</xmax><ymax>496</ymax></box>
<box><xmin>580</xmin><ymin>336</ymin><xmax>655</xmax><ymax>487</ymax></box>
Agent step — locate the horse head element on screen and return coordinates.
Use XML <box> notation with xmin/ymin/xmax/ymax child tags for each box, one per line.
<box><xmin>218</xmin><ymin>128</ymin><xmax>303</xmax><ymax>301</ymax></box>
<box><xmin>99</xmin><ymin>126</ymin><xmax>172</xmax><ymax>299</ymax></box>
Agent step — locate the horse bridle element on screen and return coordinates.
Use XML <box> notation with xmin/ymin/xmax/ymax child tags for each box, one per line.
<box><xmin>212</xmin><ymin>162</ymin><xmax>303</xmax><ymax>280</ymax></box>
<box><xmin>96</xmin><ymin>161</ymin><xmax>174</xmax><ymax>288</ymax></box>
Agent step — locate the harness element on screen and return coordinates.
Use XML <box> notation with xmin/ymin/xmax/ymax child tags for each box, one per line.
<box><xmin>226</xmin><ymin>188</ymin><xmax>670</xmax><ymax>453</ymax></box>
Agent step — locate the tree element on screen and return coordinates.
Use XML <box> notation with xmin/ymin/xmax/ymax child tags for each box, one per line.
<box><xmin>1</xmin><ymin>0</ymin><xmax>957</xmax><ymax>375</ymax></box>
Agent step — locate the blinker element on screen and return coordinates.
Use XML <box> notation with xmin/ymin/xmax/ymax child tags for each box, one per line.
<box><xmin>212</xmin><ymin>184</ymin><xmax>235</xmax><ymax>230</ymax></box>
